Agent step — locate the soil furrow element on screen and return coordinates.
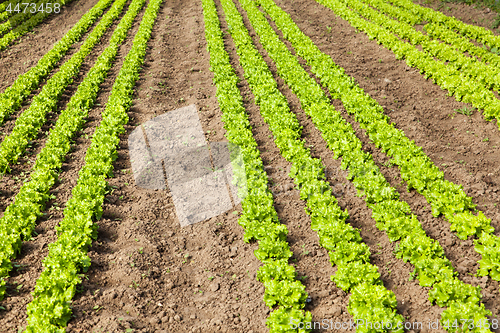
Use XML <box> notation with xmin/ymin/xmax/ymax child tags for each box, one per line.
<box><xmin>0</xmin><ymin>0</ymin><xmax>112</xmax><ymax>143</ymax></box>
<box><xmin>216</xmin><ymin>0</ymin><xmax>338</xmax><ymax>328</ymax></box>
<box><xmin>231</xmin><ymin>0</ymin><xmax>439</xmax><ymax>328</ymax></box>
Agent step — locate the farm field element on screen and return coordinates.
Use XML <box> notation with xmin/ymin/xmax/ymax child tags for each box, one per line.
<box><xmin>0</xmin><ymin>0</ymin><xmax>499</xmax><ymax>331</ymax></box>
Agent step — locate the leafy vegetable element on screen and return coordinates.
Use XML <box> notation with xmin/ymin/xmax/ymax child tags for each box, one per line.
<box><xmin>0</xmin><ymin>0</ymin><xmax>114</xmax><ymax>125</ymax></box>
<box><xmin>202</xmin><ymin>0</ymin><xmax>311</xmax><ymax>331</ymax></box>
<box><xmin>23</xmin><ymin>0</ymin><xmax>154</xmax><ymax>330</ymax></box>
<box><xmin>225</xmin><ymin>0</ymin><xmax>403</xmax><ymax>328</ymax></box>
<box><xmin>0</xmin><ymin>0</ymin><xmax>129</xmax><ymax>174</ymax></box>
<box><xmin>0</xmin><ymin>0</ymin><xmax>132</xmax><ymax>302</ymax></box>
<box><xmin>257</xmin><ymin>0</ymin><xmax>492</xmax><ymax>327</ymax></box>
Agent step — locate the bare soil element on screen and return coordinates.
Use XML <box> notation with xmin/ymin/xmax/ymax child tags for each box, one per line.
<box><xmin>0</xmin><ymin>0</ymin><xmax>499</xmax><ymax>332</ymax></box>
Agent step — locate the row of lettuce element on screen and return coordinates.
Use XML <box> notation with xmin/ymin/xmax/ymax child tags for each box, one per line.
<box><xmin>0</xmin><ymin>0</ymin><xmax>46</xmax><ymax>35</ymax></box>
<box><xmin>356</xmin><ymin>0</ymin><xmax>500</xmax><ymax>93</ymax></box>
<box><xmin>253</xmin><ymin>0</ymin><xmax>493</xmax><ymax>327</ymax></box>
<box><xmin>424</xmin><ymin>23</ymin><xmax>500</xmax><ymax>68</ymax></box>
<box><xmin>312</xmin><ymin>0</ymin><xmax>500</xmax><ymax>281</ymax></box>
<box><xmin>204</xmin><ymin>0</ymin><xmax>500</xmax><ymax>328</ymax></box>
<box><xmin>322</xmin><ymin>0</ymin><xmax>500</xmax><ymax>281</ymax></box>
<box><xmin>317</xmin><ymin>0</ymin><xmax>500</xmax><ymax>127</ymax></box>
<box><xmin>0</xmin><ymin>0</ymin><xmax>162</xmax><ymax>330</ymax></box>
<box><xmin>388</xmin><ymin>0</ymin><xmax>500</xmax><ymax>50</ymax></box>
<box><xmin>0</xmin><ymin>0</ymin><xmax>495</xmax><ymax>329</ymax></box>
<box><xmin>352</xmin><ymin>0</ymin><xmax>500</xmax><ymax>281</ymax></box>
<box><xmin>226</xmin><ymin>0</ymin><xmax>408</xmax><ymax>330</ymax></box>
<box><xmin>0</xmin><ymin>0</ymin><xmax>127</xmax><ymax>298</ymax></box>
<box><xmin>24</xmin><ymin>0</ymin><xmax>162</xmax><ymax>330</ymax></box>
<box><xmin>314</xmin><ymin>0</ymin><xmax>500</xmax><ymax>281</ymax></box>
<box><xmin>0</xmin><ymin>0</ymin><xmax>114</xmax><ymax>125</ymax></box>
<box><xmin>229</xmin><ymin>0</ymin><xmax>406</xmax><ymax>330</ymax></box>
<box><xmin>364</xmin><ymin>0</ymin><xmax>500</xmax><ymax>68</ymax></box>
<box><xmin>0</xmin><ymin>0</ymin><xmax>128</xmax><ymax>174</ymax></box>
<box><xmin>0</xmin><ymin>0</ymin><xmax>71</xmax><ymax>51</ymax></box>
<box><xmin>202</xmin><ymin>0</ymin><xmax>313</xmax><ymax>331</ymax></box>
<box><xmin>0</xmin><ymin>0</ymin><xmax>23</xmax><ymax>21</ymax></box>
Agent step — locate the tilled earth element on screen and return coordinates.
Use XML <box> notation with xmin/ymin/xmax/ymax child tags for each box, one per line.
<box><xmin>0</xmin><ymin>0</ymin><xmax>499</xmax><ymax>332</ymax></box>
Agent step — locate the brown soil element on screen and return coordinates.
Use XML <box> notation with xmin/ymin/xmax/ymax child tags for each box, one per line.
<box><xmin>0</xmin><ymin>0</ymin><xmax>499</xmax><ymax>332</ymax></box>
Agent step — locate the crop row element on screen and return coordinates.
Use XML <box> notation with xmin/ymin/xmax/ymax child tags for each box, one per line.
<box><xmin>0</xmin><ymin>0</ymin><xmax>22</xmax><ymax>13</ymax></box>
<box><xmin>255</xmin><ymin>0</ymin><xmax>492</xmax><ymax>326</ymax></box>
<box><xmin>203</xmin><ymin>0</ymin><xmax>312</xmax><ymax>332</ymax></box>
<box><xmin>329</xmin><ymin>0</ymin><xmax>500</xmax><ymax>127</ymax></box>
<box><xmin>0</xmin><ymin>0</ymin><xmax>114</xmax><ymax>125</ymax></box>
<box><xmin>423</xmin><ymin>23</ymin><xmax>500</xmax><ymax>69</ymax></box>
<box><xmin>223</xmin><ymin>0</ymin><xmax>404</xmax><ymax>330</ymax></box>
<box><xmin>354</xmin><ymin>0</ymin><xmax>500</xmax><ymax>281</ymax></box>
<box><xmin>0</xmin><ymin>0</ymin><xmax>25</xmax><ymax>22</ymax></box>
<box><xmin>0</xmin><ymin>0</ymin><xmax>141</xmax><ymax>303</ymax></box>
<box><xmin>0</xmin><ymin>0</ymin><xmax>48</xmax><ymax>36</ymax></box>
<box><xmin>316</xmin><ymin>0</ymin><xmax>500</xmax><ymax>125</ymax></box>
<box><xmin>362</xmin><ymin>0</ymin><xmax>500</xmax><ymax>69</ymax></box>
<box><xmin>388</xmin><ymin>0</ymin><xmax>500</xmax><ymax>50</ymax></box>
<box><xmin>315</xmin><ymin>0</ymin><xmax>500</xmax><ymax>283</ymax></box>
<box><xmin>362</xmin><ymin>0</ymin><xmax>419</xmax><ymax>25</ymax></box>
<box><xmin>23</xmin><ymin>0</ymin><xmax>160</xmax><ymax>330</ymax></box>
<box><xmin>357</xmin><ymin>0</ymin><xmax>500</xmax><ymax>92</ymax></box>
<box><xmin>202</xmin><ymin>0</ymin><xmax>312</xmax><ymax>331</ymax></box>
<box><xmin>0</xmin><ymin>0</ymin><xmax>129</xmax><ymax>174</ymax></box>
<box><xmin>0</xmin><ymin>0</ymin><xmax>71</xmax><ymax>51</ymax></box>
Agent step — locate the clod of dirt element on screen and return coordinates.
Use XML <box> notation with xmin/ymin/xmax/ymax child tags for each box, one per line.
<box><xmin>325</xmin><ymin>305</ymin><xmax>342</xmax><ymax>316</ymax></box>
<box><xmin>210</xmin><ymin>282</ymin><xmax>220</xmax><ymax>292</ymax></box>
<box><xmin>484</xmin><ymin>175</ymin><xmax>497</xmax><ymax>186</ymax></box>
<box><xmin>165</xmin><ymin>280</ymin><xmax>174</xmax><ymax>290</ymax></box>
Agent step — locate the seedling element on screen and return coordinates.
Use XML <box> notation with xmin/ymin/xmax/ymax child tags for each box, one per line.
<box><xmin>12</xmin><ymin>262</ymin><xmax>27</xmax><ymax>272</ymax></box>
<box><xmin>301</xmin><ymin>244</ymin><xmax>310</xmax><ymax>256</ymax></box>
<box><xmin>455</xmin><ymin>106</ymin><xmax>475</xmax><ymax>116</ymax></box>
